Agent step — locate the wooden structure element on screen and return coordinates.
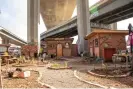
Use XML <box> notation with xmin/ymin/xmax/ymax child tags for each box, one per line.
<box><xmin>85</xmin><ymin>29</ymin><xmax>128</xmax><ymax>61</ymax></box>
<box><xmin>71</xmin><ymin>44</ymin><xmax>78</xmax><ymax>57</ymax></box>
<box><xmin>21</xmin><ymin>45</ymin><xmax>38</xmax><ymax>57</ymax></box>
<box><xmin>41</xmin><ymin>38</ymin><xmax>73</xmax><ymax>57</ymax></box>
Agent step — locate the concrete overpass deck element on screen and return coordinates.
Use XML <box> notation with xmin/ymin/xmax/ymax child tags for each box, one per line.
<box><xmin>91</xmin><ymin>0</ymin><xmax>133</xmax><ymax>24</ymax></box>
<box><xmin>0</xmin><ymin>27</ymin><xmax>27</xmax><ymax>46</ymax></box>
<box><xmin>40</xmin><ymin>0</ymin><xmax>76</xmax><ymax>29</ymax></box>
<box><xmin>41</xmin><ymin>0</ymin><xmax>133</xmax><ymax>39</ymax></box>
<box><xmin>41</xmin><ymin>16</ymin><xmax>77</xmax><ymax>39</ymax></box>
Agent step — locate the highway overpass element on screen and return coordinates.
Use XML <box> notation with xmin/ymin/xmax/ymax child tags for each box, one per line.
<box><xmin>27</xmin><ymin>0</ymin><xmax>76</xmax><ymax>43</ymax></box>
<box><xmin>41</xmin><ymin>0</ymin><xmax>133</xmax><ymax>40</ymax></box>
<box><xmin>0</xmin><ymin>27</ymin><xmax>27</xmax><ymax>46</ymax></box>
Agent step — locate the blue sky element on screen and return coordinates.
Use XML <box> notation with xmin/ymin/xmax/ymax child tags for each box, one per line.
<box><xmin>0</xmin><ymin>0</ymin><xmax>133</xmax><ymax>42</ymax></box>
<box><xmin>0</xmin><ymin>0</ymin><xmax>27</xmax><ymax>41</ymax></box>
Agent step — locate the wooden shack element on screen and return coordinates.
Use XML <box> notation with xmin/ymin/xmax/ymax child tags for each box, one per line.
<box><xmin>41</xmin><ymin>38</ymin><xmax>73</xmax><ymax>57</ymax></box>
<box><xmin>85</xmin><ymin>29</ymin><xmax>128</xmax><ymax>61</ymax></box>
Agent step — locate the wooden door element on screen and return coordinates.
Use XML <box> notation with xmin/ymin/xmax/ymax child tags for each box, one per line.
<box><xmin>104</xmin><ymin>48</ymin><xmax>116</xmax><ymax>61</ymax></box>
<box><xmin>57</xmin><ymin>44</ymin><xmax>63</xmax><ymax>57</ymax></box>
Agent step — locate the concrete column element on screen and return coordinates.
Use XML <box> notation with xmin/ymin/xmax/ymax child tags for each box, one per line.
<box><xmin>77</xmin><ymin>0</ymin><xmax>90</xmax><ymax>54</ymax></box>
<box><xmin>2</xmin><ymin>39</ymin><xmax>4</xmax><ymax>44</ymax></box>
<box><xmin>2</xmin><ymin>38</ymin><xmax>9</xmax><ymax>44</ymax></box>
<box><xmin>110</xmin><ymin>23</ymin><xmax>117</xmax><ymax>30</ymax></box>
<box><xmin>27</xmin><ymin>0</ymin><xmax>40</xmax><ymax>44</ymax></box>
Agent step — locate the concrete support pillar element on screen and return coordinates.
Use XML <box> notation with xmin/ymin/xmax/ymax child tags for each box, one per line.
<box><xmin>110</xmin><ymin>23</ymin><xmax>117</xmax><ymax>30</ymax></box>
<box><xmin>77</xmin><ymin>0</ymin><xmax>90</xmax><ymax>54</ymax></box>
<box><xmin>2</xmin><ymin>38</ymin><xmax>9</xmax><ymax>44</ymax></box>
<box><xmin>27</xmin><ymin>0</ymin><xmax>40</xmax><ymax>44</ymax></box>
<box><xmin>2</xmin><ymin>39</ymin><xmax>4</xmax><ymax>44</ymax></box>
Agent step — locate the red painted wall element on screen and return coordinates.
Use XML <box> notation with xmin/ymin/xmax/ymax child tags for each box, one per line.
<box><xmin>89</xmin><ymin>35</ymin><xmax>99</xmax><ymax>57</ymax></box>
<box><xmin>71</xmin><ymin>44</ymin><xmax>78</xmax><ymax>57</ymax></box>
<box><xmin>41</xmin><ymin>38</ymin><xmax>73</xmax><ymax>57</ymax></box>
<box><xmin>99</xmin><ymin>33</ymin><xmax>126</xmax><ymax>57</ymax></box>
<box><xmin>88</xmin><ymin>33</ymin><xmax>126</xmax><ymax>58</ymax></box>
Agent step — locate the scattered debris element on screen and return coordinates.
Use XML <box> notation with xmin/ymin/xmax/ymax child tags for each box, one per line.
<box><xmin>3</xmin><ymin>71</ymin><xmax>44</xmax><ymax>88</ymax></box>
<box><xmin>7</xmin><ymin>68</ymin><xmax>30</xmax><ymax>78</ymax></box>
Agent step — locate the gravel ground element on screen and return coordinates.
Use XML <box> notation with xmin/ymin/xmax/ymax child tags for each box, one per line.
<box><xmin>1</xmin><ymin>57</ymin><xmax>132</xmax><ymax>88</ymax></box>
<box><xmin>40</xmin><ymin>67</ymin><xmax>99</xmax><ymax>88</ymax></box>
<box><xmin>76</xmin><ymin>70</ymin><xmax>133</xmax><ymax>88</ymax></box>
<box><xmin>2</xmin><ymin>71</ymin><xmax>45</xmax><ymax>88</ymax></box>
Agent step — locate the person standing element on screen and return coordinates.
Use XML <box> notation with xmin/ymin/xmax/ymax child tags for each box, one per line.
<box><xmin>42</xmin><ymin>52</ymin><xmax>47</xmax><ymax>62</ymax></box>
<box><xmin>39</xmin><ymin>47</ymin><xmax>43</xmax><ymax>57</ymax></box>
<box><xmin>128</xmin><ymin>23</ymin><xmax>133</xmax><ymax>71</ymax></box>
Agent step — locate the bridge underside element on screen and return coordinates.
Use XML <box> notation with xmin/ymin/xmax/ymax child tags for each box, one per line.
<box><xmin>40</xmin><ymin>0</ymin><xmax>76</xmax><ymax>29</ymax></box>
<box><xmin>91</xmin><ymin>0</ymin><xmax>133</xmax><ymax>24</ymax></box>
<box><xmin>0</xmin><ymin>29</ymin><xmax>27</xmax><ymax>46</ymax></box>
<box><xmin>40</xmin><ymin>17</ymin><xmax>111</xmax><ymax>40</ymax></box>
<box><xmin>41</xmin><ymin>0</ymin><xmax>133</xmax><ymax>40</ymax></box>
<box><xmin>0</xmin><ymin>34</ymin><xmax>26</xmax><ymax>46</ymax></box>
<box><xmin>41</xmin><ymin>27</ymin><xmax>77</xmax><ymax>40</ymax></box>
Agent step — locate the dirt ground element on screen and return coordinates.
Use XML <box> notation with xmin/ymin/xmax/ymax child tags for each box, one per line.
<box><xmin>2</xmin><ymin>71</ymin><xmax>46</xmax><ymax>88</ymax></box>
<box><xmin>77</xmin><ymin>70</ymin><xmax>133</xmax><ymax>88</ymax></box>
<box><xmin>1</xmin><ymin>57</ymin><xmax>133</xmax><ymax>88</ymax></box>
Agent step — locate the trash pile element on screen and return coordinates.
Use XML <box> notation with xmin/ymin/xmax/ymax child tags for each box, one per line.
<box><xmin>8</xmin><ymin>68</ymin><xmax>31</xmax><ymax>78</ymax></box>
